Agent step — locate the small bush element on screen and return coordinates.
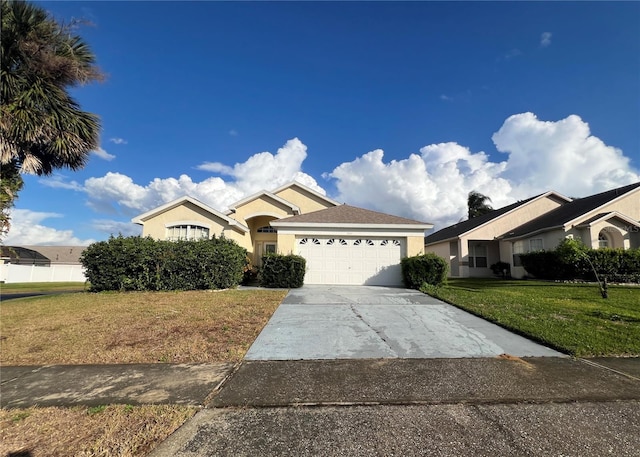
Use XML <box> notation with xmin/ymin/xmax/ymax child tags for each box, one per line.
<box><xmin>80</xmin><ymin>235</ymin><xmax>248</xmax><ymax>291</ymax></box>
<box><xmin>260</xmin><ymin>254</ymin><xmax>306</xmax><ymax>288</ymax></box>
<box><xmin>401</xmin><ymin>253</ymin><xmax>448</xmax><ymax>289</ymax></box>
<box><xmin>490</xmin><ymin>261</ymin><xmax>511</xmax><ymax>278</ymax></box>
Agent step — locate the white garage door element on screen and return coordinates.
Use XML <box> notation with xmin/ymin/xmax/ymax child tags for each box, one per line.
<box><xmin>297</xmin><ymin>236</ymin><xmax>405</xmax><ymax>286</ymax></box>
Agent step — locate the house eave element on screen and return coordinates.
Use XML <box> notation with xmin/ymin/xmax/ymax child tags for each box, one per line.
<box><xmin>500</xmin><ymin>225</ymin><xmax>564</xmax><ymax>241</ymax></box>
<box><xmin>270</xmin><ymin>221</ymin><xmax>433</xmax><ymax>231</ymax></box>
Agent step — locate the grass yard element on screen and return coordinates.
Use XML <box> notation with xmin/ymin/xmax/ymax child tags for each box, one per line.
<box><xmin>426</xmin><ymin>279</ymin><xmax>640</xmax><ymax>357</ymax></box>
<box><xmin>1</xmin><ymin>281</ymin><xmax>87</xmax><ymax>294</ymax></box>
<box><xmin>1</xmin><ymin>289</ymin><xmax>287</xmax><ymax>365</ymax></box>
<box><xmin>0</xmin><ymin>405</ymin><xmax>196</xmax><ymax>457</ymax></box>
<box><xmin>1</xmin><ymin>288</ymin><xmax>287</xmax><ymax>456</ymax></box>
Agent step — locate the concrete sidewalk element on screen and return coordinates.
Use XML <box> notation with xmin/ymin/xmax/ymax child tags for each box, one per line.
<box><xmin>2</xmin><ymin>357</ymin><xmax>639</xmax><ymax>456</ymax></box>
<box><xmin>150</xmin><ymin>356</ymin><xmax>640</xmax><ymax>456</ymax></box>
<box><xmin>0</xmin><ymin>363</ymin><xmax>234</xmax><ymax>408</ymax></box>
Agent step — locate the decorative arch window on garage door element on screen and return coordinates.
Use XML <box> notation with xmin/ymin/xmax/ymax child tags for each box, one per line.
<box><xmin>299</xmin><ymin>238</ymin><xmax>321</xmax><ymax>245</ymax></box>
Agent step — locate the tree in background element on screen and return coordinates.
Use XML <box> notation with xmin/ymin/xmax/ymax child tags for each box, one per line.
<box><xmin>0</xmin><ymin>0</ymin><xmax>102</xmax><ymax>238</ymax></box>
<box><xmin>467</xmin><ymin>190</ymin><xmax>493</xmax><ymax>219</ymax></box>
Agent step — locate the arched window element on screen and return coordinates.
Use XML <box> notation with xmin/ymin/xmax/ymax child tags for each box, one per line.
<box><xmin>598</xmin><ymin>231</ymin><xmax>610</xmax><ymax>249</ymax></box>
<box><xmin>257</xmin><ymin>226</ymin><xmax>277</xmax><ymax>233</ymax></box>
<box><xmin>166</xmin><ymin>224</ymin><xmax>209</xmax><ymax>241</ymax></box>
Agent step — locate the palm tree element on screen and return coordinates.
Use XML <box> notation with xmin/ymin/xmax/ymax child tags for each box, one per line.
<box><xmin>1</xmin><ymin>0</ymin><xmax>102</xmax><ymax>237</ymax></box>
<box><xmin>468</xmin><ymin>190</ymin><xmax>493</xmax><ymax>219</ymax></box>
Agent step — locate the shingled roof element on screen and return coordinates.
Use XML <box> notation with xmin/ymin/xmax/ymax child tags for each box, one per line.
<box><xmin>1</xmin><ymin>246</ymin><xmax>86</xmax><ymax>265</ymax></box>
<box><xmin>424</xmin><ymin>195</ymin><xmax>540</xmax><ymax>245</ymax></box>
<box><xmin>502</xmin><ymin>181</ymin><xmax>640</xmax><ymax>239</ymax></box>
<box><xmin>271</xmin><ymin>204</ymin><xmax>431</xmax><ymax>227</ymax></box>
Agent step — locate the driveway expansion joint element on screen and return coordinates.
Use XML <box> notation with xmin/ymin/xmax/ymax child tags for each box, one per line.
<box><xmin>578</xmin><ymin>358</ymin><xmax>640</xmax><ymax>382</ymax></box>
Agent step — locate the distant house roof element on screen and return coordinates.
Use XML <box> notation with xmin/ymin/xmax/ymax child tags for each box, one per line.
<box><xmin>424</xmin><ymin>194</ymin><xmax>553</xmax><ymax>245</ymax></box>
<box><xmin>1</xmin><ymin>246</ymin><xmax>86</xmax><ymax>265</ymax></box>
<box><xmin>502</xmin><ymin>181</ymin><xmax>640</xmax><ymax>240</ymax></box>
<box><xmin>271</xmin><ymin>204</ymin><xmax>433</xmax><ymax>229</ymax></box>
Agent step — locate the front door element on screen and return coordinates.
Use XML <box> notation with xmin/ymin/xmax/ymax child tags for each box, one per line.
<box><xmin>256</xmin><ymin>242</ymin><xmax>277</xmax><ymax>265</ymax></box>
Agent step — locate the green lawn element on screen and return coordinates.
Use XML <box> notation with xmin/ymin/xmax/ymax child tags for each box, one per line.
<box><xmin>1</xmin><ymin>282</ymin><xmax>88</xmax><ymax>294</ymax></box>
<box><xmin>424</xmin><ymin>279</ymin><xmax>640</xmax><ymax>357</ymax></box>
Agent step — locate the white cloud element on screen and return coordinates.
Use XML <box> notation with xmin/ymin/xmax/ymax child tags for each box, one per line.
<box><xmin>327</xmin><ymin>145</ymin><xmax>513</xmax><ymax>228</ymax></box>
<box><xmin>229</xmin><ymin>129</ymin><xmax>238</xmax><ymax>136</ymax></box>
<box><xmin>503</xmin><ymin>48</ymin><xmax>523</xmax><ymax>60</ymax></box>
<box><xmin>3</xmin><ymin>209</ymin><xmax>95</xmax><ymax>246</ymax></box>
<box><xmin>492</xmin><ymin>112</ymin><xmax>639</xmax><ymax>198</ymax></box>
<box><xmin>24</xmin><ymin>116</ymin><xmax>638</xmax><ymax>238</ymax></box>
<box><xmin>92</xmin><ymin>147</ymin><xmax>116</xmax><ymax>161</ymax></box>
<box><xmin>540</xmin><ymin>32</ymin><xmax>552</xmax><ymax>47</ymax></box>
<box><xmin>327</xmin><ymin>113</ymin><xmax>639</xmax><ymax>230</ymax></box>
<box><xmin>109</xmin><ymin>137</ymin><xmax>128</xmax><ymax>145</ymax></box>
<box><xmin>39</xmin><ymin>175</ymin><xmax>84</xmax><ymax>191</ymax></box>
<box><xmin>84</xmin><ymin>138</ymin><xmax>325</xmax><ymax>217</ymax></box>
<box><xmin>90</xmin><ymin>219</ymin><xmax>142</xmax><ymax>237</ymax></box>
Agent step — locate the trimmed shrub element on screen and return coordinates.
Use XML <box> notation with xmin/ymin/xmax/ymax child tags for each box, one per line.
<box><xmin>490</xmin><ymin>261</ymin><xmax>511</xmax><ymax>278</ymax></box>
<box><xmin>520</xmin><ymin>250</ymin><xmax>569</xmax><ymax>279</ymax></box>
<box><xmin>401</xmin><ymin>253</ymin><xmax>448</xmax><ymax>289</ymax></box>
<box><xmin>519</xmin><ymin>238</ymin><xmax>640</xmax><ymax>283</ymax></box>
<box><xmin>260</xmin><ymin>254</ymin><xmax>306</xmax><ymax>288</ymax></box>
<box><xmin>80</xmin><ymin>235</ymin><xmax>248</xmax><ymax>291</ymax></box>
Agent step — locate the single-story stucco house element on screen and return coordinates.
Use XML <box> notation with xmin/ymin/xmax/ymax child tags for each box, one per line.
<box><xmin>132</xmin><ymin>181</ymin><xmax>433</xmax><ymax>286</ymax></box>
<box><xmin>424</xmin><ymin>181</ymin><xmax>640</xmax><ymax>279</ymax></box>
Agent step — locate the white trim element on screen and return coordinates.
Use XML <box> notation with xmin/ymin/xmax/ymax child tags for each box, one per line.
<box><xmin>132</xmin><ymin>195</ymin><xmax>249</xmax><ymax>232</ymax></box>
<box><xmin>275</xmin><ymin>226</ymin><xmax>426</xmax><ymax>237</ymax></box>
<box><xmin>243</xmin><ymin>211</ymin><xmax>287</xmax><ymax>221</ymax></box>
<box><xmin>164</xmin><ymin>220</ymin><xmax>212</xmax><ymax>229</ymax></box>
<box><xmin>228</xmin><ymin>190</ymin><xmax>301</xmax><ymax>214</ymax></box>
<box><xmin>462</xmin><ymin>191</ymin><xmax>571</xmax><ymax>240</ymax></box>
<box><xmin>564</xmin><ymin>186</ymin><xmax>640</xmax><ymax>228</ymax></box>
<box><xmin>271</xmin><ymin>222</ymin><xmax>432</xmax><ymax>231</ymax></box>
<box><xmin>271</xmin><ymin>181</ymin><xmax>340</xmax><ymax>207</ymax></box>
<box><xmin>574</xmin><ymin>211</ymin><xmax>640</xmax><ymax>229</ymax></box>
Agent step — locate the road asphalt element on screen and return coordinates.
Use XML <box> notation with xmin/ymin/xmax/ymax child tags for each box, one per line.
<box><xmin>2</xmin><ymin>286</ymin><xmax>639</xmax><ymax>456</ymax></box>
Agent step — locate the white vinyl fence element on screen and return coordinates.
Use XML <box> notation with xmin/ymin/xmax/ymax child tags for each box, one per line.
<box><xmin>0</xmin><ymin>263</ymin><xmax>87</xmax><ymax>283</ymax></box>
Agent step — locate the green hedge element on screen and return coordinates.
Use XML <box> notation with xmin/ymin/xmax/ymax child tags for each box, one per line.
<box><xmin>260</xmin><ymin>254</ymin><xmax>306</xmax><ymax>288</ymax></box>
<box><xmin>401</xmin><ymin>253</ymin><xmax>448</xmax><ymax>289</ymax></box>
<box><xmin>520</xmin><ymin>238</ymin><xmax>640</xmax><ymax>283</ymax></box>
<box><xmin>80</xmin><ymin>235</ymin><xmax>248</xmax><ymax>291</ymax></box>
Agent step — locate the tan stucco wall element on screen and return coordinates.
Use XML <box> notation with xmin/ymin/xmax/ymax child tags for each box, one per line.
<box><xmin>231</xmin><ymin>196</ymin><xmax>297</xmax><ymax>225</ymax></box>
<box><xmin>597</xmin><ymin>190</ymin><xmax>640</xmax><ymax>221</ymax></box>
<box><xmin>274</xmin><ymin>187</ymin><xmax>336</xmax><ymax>213</ymax></box>
<box><xmin>464</xmin><ymin>195</ymin><xmax>567</xmax><ymax>241</ymax></box>
<box><xmin>276</xmin><ymin>234</ymin><xmax>296</xmax><ymax>255</ymax></box>
<box><xmin>406</xmin><ymin>236</ymin><xmax>425</xmax><ymax>257</ymax></box>
<box><xmin>140</xmin><ymin>202</ymin><xmax>248</xmax><ymax>248</ymax></box>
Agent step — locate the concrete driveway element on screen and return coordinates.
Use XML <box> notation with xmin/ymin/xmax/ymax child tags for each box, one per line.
<box><xmin>245</xmin><ymin>285</ymin><xmax>563</xmax><ymax>360</ymax></box>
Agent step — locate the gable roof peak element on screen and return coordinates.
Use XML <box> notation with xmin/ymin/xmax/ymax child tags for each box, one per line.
<box><xmin>271</xmin><ymin>180</ymin><xmax>340</xmax><ymax>206</ymax></box>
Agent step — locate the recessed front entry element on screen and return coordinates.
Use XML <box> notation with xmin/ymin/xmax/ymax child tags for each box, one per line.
<box><xmin>296</xmin><ymin>236</ymin><xmax>405</xmax><ymax>286</ymax></box>
<box><xmin>255</xmin><ymin>241</ymin><xmax>277</xmax><ymax>265</ymax></box>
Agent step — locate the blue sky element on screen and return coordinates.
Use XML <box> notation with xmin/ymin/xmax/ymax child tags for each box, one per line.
<box><xmin>6</xmin><ymin>1</ymin><xmax>640</xmax><ymax>245</ymax></box>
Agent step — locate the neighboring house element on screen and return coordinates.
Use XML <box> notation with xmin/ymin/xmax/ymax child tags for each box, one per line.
<box><xmin>132</xmin><ymin>181</ymin><xmax>433</xmax><ymax>286</ymax></box>
<box><xmin>425</xmin><ymin>182</ymin><xmax>640</xmax><ymax>279</ymax></box>
<box><xmin>0</xmin><ymin>245</ymin><xmax>87</xmax><ymax>283</ymax></box>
